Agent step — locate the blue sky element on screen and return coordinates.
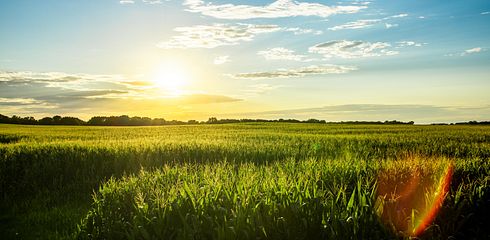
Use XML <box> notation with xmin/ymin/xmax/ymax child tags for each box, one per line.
<box><xmin>1</xmin><ymin>0</ymin><xmax>489</xmax><ymax>123</ymax></box>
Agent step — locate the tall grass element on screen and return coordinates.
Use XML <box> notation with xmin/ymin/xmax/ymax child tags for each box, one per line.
<box><xmin>0</xmin><ymin>123</ymin><xmax>488</xmax><ymax>239</ymax></box>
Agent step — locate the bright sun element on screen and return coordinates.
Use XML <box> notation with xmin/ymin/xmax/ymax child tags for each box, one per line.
<box><xmin>151</xmin><ymin>62</ymin><xmax>189</xmax><ymax>96</ymax></box>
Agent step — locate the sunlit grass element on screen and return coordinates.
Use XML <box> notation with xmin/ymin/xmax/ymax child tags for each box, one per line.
<box><xmin>0</xmin><ymin>123</ymin><xmax>488</xmax><ymax>239</ymax></box>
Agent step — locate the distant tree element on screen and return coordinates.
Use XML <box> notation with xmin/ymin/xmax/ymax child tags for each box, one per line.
<box><xmin>304</xmin><ymin>119</ymin><xmax>326</xmax><ymax>124</ymax></box>
<box><xmin>166</xmin><ymin>120</ymin><xmax>186</xmax><ymax>125</ymax></box>
<box><xmin>216</xmin><ymin>119</ymin><xmax>240</xmax><ymax>124</ymax></box>
<box><xmin>0</xmin><ymin>113</ymin><xmax>425</xmax><ymax>126</ymax></box>
<box><xmin>152</xmin><ymin>118</ymin><xmax>166</xmax><ymax>125</ymax></box>
<box><xmin>53</xmin><ymin>115</ymin><xmax>62</xmax><ymax>124</ymax></box>
<box><xmin>59</xmin><ymin>117</ymin><xmax>84</xmax><ymax>125</ymax></box>
<box><xmin>455</xmin><ymin>121</ymin><xmax>490</xmax><ymax>125</ymax></box>
<box><xmin>0</xmin><ymin>114</ymin><xmax>9</xmax><ymax>123</ymax></box>
<box><xmin>279</xmin><ymin>119</ymin><xmax>301</xmax><ymax>123</ymax></box>
<box><xmin>88</xmin><ymin>116</ymin><xmax>107</xmax><ymax>125</ymax></box>
<box><xmin>39</xmin><ymin>117</ymin><xmax>53</xmax><ymax>125</ymax></box>
<box><xmin>207</xmin><ymin>117</ymin><xmax>218</xmax><ymax>124</ymax></box>
<box><xmin>141</xmin><ymin>117</ymin><xmax>152</xmax><ymax>125</ymax></box>
<box><xmin>118</xmin><ymin>115</ymin><xmax>131</xmax><ymax>125</ymax></box>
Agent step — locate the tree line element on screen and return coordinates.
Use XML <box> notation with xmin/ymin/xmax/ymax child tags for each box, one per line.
<box><xmin>4</xmin><ymin>113</ymin><xmax>486</xmax><ymax>126</ymax></box>
<box><xmin>0</xmin><ymin>114</ymin><xmax>330</xmax><ymax>126</ymax></box>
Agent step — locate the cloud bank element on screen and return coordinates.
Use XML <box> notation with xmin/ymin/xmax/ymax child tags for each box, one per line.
<box><xmin>231</xmin><ymin>64</ymin><xmax>357</xmax><ymax>79</ymax></box>
<box><xmin>257</xmin><ymin>47</ymin><xmax>307</xmax><ymax>61</ymax></box>
<box><xmin>328</xmin><ymin>13</ymin><xmax>408</xmax><ymax>31</ymax></box>
<box><xmin>309</xmin><ymin>40</ymin><xmax>398</xmax><ymax>58</ymax></box>
<box><xmin>183</xmin><ymin>0</ymin><xmax>366</xmax><ymax>20</ymax></box>
<box><xmin>157</xmin><ymin>24</ymin><xmax>281</xmax><ymax>49</ymax></box>
<box><xmin>0</xmin><ymin>70</ymin><xmax>242</xmax><ymax>117</ymax></box>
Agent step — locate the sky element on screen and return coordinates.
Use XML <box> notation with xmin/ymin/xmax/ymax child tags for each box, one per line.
<box><xmin>1</xmin><ymin>0</ymin><xmax>489</xmax><ymax>123</ymax></box>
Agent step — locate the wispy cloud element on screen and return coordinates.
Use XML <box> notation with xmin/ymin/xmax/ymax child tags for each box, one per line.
<box><xmin>329</xmin><ymin>13</ymin><xmax>408</xmax><ymax>31</ymax></box>
<box><xmin>384</xmin><ymin>23</ymin><xmax>398</xmax><ymax>29</ymax></box>
<box><xmin>0</xmin><ymin>97</ymin><xmax>56</xmax><ymax>108</ymax></box>
<box><xmin>156</xmin><ymin>24</ymin><xmax>281</xmax><ymax>49</ymax></box>
<box><xmin>0</xmin><ymin>97</ymin><xmax>59</xmax><ymax>116</ymax></box>
<box><xmin>284</xmin><ymin>27</ymin><xmax>323</xmax><ymax>35</ymax></box>
<box><xmin>142</xmin><ymin>0</ymin><xmax>162</xmax><ymax>4</ymax></box>
<box><xmin>389</xmin><ymin>13</ymin><xmax>408</xmax><ymax>18</ymax></box>
<box><xmin>464</xmin><ymin>47</ymin><xmax>483</xmax><ymax>54</ymax></box>
<box><xmin>309</xmin><ymin>40</ymin><xmax>398</xmax><ymax>59</ymax></box>
<box><xmin>0</xmin><ymin>71</ymin><xmax>128</xmax><ymax>90</ymax></box>
<box><xmin>120</xmin><ymin>0</ymin><xmax>167</xmax><ymax>4</ymax></box>
<box><xmin>119</xmin><ymin>0</ymin><xmax>135</xmax><ymax>4</ymax></box>
<box><xmin>0</xmin><ymin>70</ymin><xmax>240</xmax><ymax>103</ymax></box>
<box><xmin>213</xmin><ymin>56</ymin><xmax>230</xmax><ymax>65</ymax></box>
<box><xmin>183</xmin><ymin>0</ymin><xmax>366</xmax><ymax>20</ymax></box>
<box><xmin>0</xmin><ymin>70</ymin><xmax>243</xmax><ymax>117</ymax></box>
<box><xmin>230</xmin><ymin>64</ymin><xmax>357</xmax><ymax>80</ymax></box>
<box><xmin>257</xmin><ymin>47</ymin><xmax>307</xmax><ymax>61</ymax></box>
<box><xmin>446</xmin><ymin>47</ymin><xmax>485</xmax><ymax>57</ymax></box>
<box><xmin>329</xmin><ymin>19</ymin><xmax>381</xmax><ymax>30</ymax></box>
<box><xmin>481</xmin><ymin>11</ymin><xmax>490</xmax><ymax>15</ymax></box>
<box><xmin>396</xmin><ymin>41</ymin><xmax>424</xmax><ymax>47</ymax></box>
<box><xmin>157</xmin><ymin>24</ymin><xmax>324</xmax><ymax>49</ymax></box>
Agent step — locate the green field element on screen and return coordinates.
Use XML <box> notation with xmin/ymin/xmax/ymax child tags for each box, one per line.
<box><xmin>0</xmin><ymin>123</ymin><xmax>489</xmax><ymax>239</ymax></box>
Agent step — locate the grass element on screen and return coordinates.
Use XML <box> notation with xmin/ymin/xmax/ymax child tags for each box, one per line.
<box><xmin>0</xmin><ymin>123</ymin><xmax>488</xmax><ymax>239</ymax></box>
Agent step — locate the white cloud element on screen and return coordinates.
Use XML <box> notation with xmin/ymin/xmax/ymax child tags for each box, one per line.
<box><xmin>385</xmin><ymin>23</ymin><xmax>398</xmax><ymax>29</ymax></box>
<box><xmin>0</xmin><ymin>72</ymin><xmax>139</xmax><ymax>92</ymax></box>
<box><xmin>257</xmin><ymin>47</ymin><xmax>306</xmax><ymax>61</ymax></box>
<box><xmin>445</xmin><ymin>47</ymin><xmax>485</xmax><ymax>57</ymax></box>
<box><xmin>156</xmin><ymin>24</ymin><xmax>281</xmax><ymax>49</ymax></box>
<box><xmin>481</xmin><ymin>11</ymin><xmax>490</xmax><ymax>15</ymax></box>
<box><xmin>0</xmin><ymin>97</ymin><xmax>58</xmax><ymax>115</ymax></box>
<box><xmin>284</xmin><ymin>27</ymin><xmax>323</xmax><ymax>35</ymax></box>
<box><xmin>0</xmin><ymin>70</ymin><xmax>243</xmax><ymax>117</ymax></box>
<box><xmin>328</xmin><ymin>13</ymin><xmax>407</xmax><ymax>31</ymax></box>
<box><xmin>329</xmin><ymin>19</ymin><xmax>380</xmax><ymax>30</ymax></box>
<box><xmin>142</xmin><ymin>0</ymin><xmax>162</xmax><ymax>4</ymax></box>
<box><xmin>465</xmin><ymin>47</ymin><xmax>482</xmax><ymax>54</ymax></box>
<box><xmin>119</xmin><ymin>0</ymin><xmax>135</xmax><ymax>4</ymax></box>
<box><xmin>309</xmin><ymin>40</ymin><xmax>398</xmax><ymax>59</ymax></box>
<box><xmin>396</xmin><ymin>41</ymin><xmax>424</xmax><ymax>47</ymax></box>
<box><xmin>388</xmin><ymin>13</ymin><xmax>408</xmax><ymax>19</ymax></box>
<box><xmin>213</xmin><ymin>56</ymin><xmax>230</xmax><ymax>65</ymax></box>
<box><xmin>183</xmin><ymin>0</ymin><xmax>366</xmax><ymax>20</ymax></box>
<box><xmin>231</xmin><ymin>64</ymin><xmax>357</xmax><ymax>79</ymax></box>
<box><xmin>120</xmin><ymin>0</ymin><xmax>169</xmax><ymax>5</ymax></box>
<box><xmin>0</xmin><ymin>97</ymin><xmax>50</xmax><ymax>106</ymax></box>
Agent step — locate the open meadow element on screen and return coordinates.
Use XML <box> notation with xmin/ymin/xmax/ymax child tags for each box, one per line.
<box><xmin>0</xmin><ymin>123</ymin><xmax>488</xmax><ymax>239</ymax></box>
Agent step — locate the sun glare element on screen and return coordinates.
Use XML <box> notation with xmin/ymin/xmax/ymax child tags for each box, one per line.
<box><xmin>151</xmin><ymin>62</ymin><xmax>190</xmax><ymax>96</ymax></box>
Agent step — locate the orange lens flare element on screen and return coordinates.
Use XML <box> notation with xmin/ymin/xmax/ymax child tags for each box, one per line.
<box><xmin>412</xmin><ymin>163</ymin><xmax>454</xmax><ymax>236</ymax></box>
<box><xmin>376</xmin><ymin>161</ymin><xmax>454</xmax><ymax>237</ymax></box>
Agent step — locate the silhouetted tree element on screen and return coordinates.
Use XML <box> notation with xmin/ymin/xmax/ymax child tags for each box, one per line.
<box><xmin>207</xmin><ymin>117</ymin><xmax>218</xmax><ymax>124</ymax></box>
<box><xmin>39</xmin><ymin>117</ymin><xmax>53</xmax><ymax>125</ymax></box>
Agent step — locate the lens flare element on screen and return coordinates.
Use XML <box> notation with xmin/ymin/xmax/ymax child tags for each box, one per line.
<box><xmin>412</xmin><ymin>163</ymin><xmax>454</xmax><ymax>236</ymax></box>
<box><xmin>376</xmin><ymin>160</ymin><xmax>454</xmax><ymax>237</ymax></box>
